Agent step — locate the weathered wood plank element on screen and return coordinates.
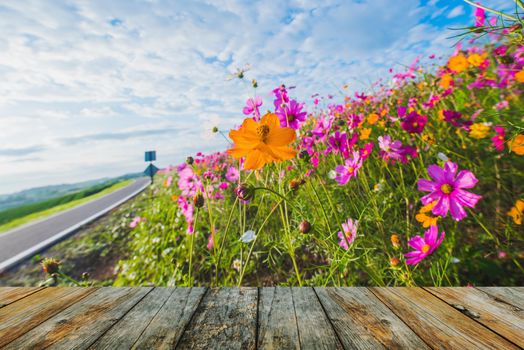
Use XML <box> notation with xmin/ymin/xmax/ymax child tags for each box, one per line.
<box><xmin>292</xmin><ymin>287</ymin><xmax>343</xmax><ymax>350</ymax></box>
<box><xmin>89</xmin><ymin>287</ymin><xmax>174</xmax><ymax>349</ymax></box>
<box><xmin>176</xmin><ymin>287</ymin><xmax>257</xmax><ymax>350</ymax></box>
<box><xmin>477</xmin><ymin>287</ymin><xmax>524</xmax><ymax>310</ymax></box>
<box><xmin>130</xmin><ymin>287</ymin><xmax>206</xmax><ymax>350</ymax></box>
<box><xmin>315</xmin><ymin>287</ymin><xmax>430</xmax><ymax>349</ymax></box>
<box><xmin>4</xmin><ymin>287</ymin><xmax>152</xmax><ymax>350</ymax></box>
<box><xmin>0</xmin><ymin>287</ymin><xmax>95</xmax><ymax>348</ymax></box>
<box><xmin>0</xmin><ymin>286</ymin><xmax>43</xmax><ymax>308</ymax></box>
<box><xmin>370</xmin><ymin>287</ymin><xmax>519</xmax><ymax>350</ymax></box>
<box><xmin>257</xmin><ymin>287</ymin><xmax>300</xmax><ymax>349</ymax></box>
<box><xmin>426</xmin><ymin>287</ymin><xmax>524</xmax><ymax>348</ymax></box>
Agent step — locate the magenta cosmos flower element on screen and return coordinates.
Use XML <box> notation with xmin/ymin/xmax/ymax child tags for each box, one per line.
<box><xmin>277</xmin><ymin>99</ymin><xmax>307</xmax><ymax>129</ymax></box>
<box><xmin>417</xmin><ymin>162</ymin><xmax>481</xmax><ymax>221</ymax></box>
<box><xmin>401</xmin><ymin>111</ymin><xmax>427</xmax><ymax>134</ymax></box>
<box><xmin>404</xmin><ymin>225</ymin><xmax>445</xmax><ymax>265</ymax></box>
<box><xmin>334</xmin><ymin>151</ymin><xmax>362</xmax><ymax>185</ymax></box>
<box><xmin>338</xmin><ymin>218</ymin><xmax>358</xmax><ymax>250</ymax></box>
<box><xmin>491</xmin><ymin>126</ymin><xmax>505</xmax><ymax>152</ymax></box>
<box><xmin>243</xmin><ymin>96</ymin><xmax>262</xmax><ymax>120</ymax></box>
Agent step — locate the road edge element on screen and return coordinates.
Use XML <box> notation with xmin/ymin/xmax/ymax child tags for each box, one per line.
<box><xmin>0</xmin><ymin>178</ymin><xmax>150</xmax><ymax>273</ymax></box>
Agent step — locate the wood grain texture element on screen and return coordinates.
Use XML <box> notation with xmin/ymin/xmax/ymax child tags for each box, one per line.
<box><xmin>130</xmin><ymin>287</ymin><xmax>206</xmax><ymax>350</ymax></box>
<box><xmin>4</xmin><ymin>287</ymin><xmax>151</xmax><ymax>350</ymax></box>
<box><xmin>176</xmin><ymin>287</ymin><xmax>258</xmax><ymax>350</ymax></box>
<box><xmin>0</xmin><ymin>287</ymin><xmax>95</xmax><ymax>348</ymax></box>
<box><xmin>257</xmin><ymin>287</ymin><xmax>300</xmax><ymax>349</ymax></box>
<box><xmin>477</xmin><ymin>287</ymin><xmax>524</xmax><ymax>310</ymax></box>
<box><xmin>0</xmin><ymin>286</ymin><xmax>43</xmax><ymax>308</ymax></box>
<box><xmin>89</xmin><ymin>287</ymin><xmax>174</xmax><ymax>349</ymax></box>
<box><xmin>370</xmin><ymin>287</ymin><xmax>519</xmax><ymax>350</ymax></box>
<box><xmin>292</xmin><ymin>287</ymin><xmax>343</xmax><ymax>350</ymax></box>
<box><xmin>426</xmin><ymin>287</ymin><xmax>524</xmax><ymax>348</ymax></box>
<box><xmin>315</xmin><ymin>287</ymin><xmax>429</xmax><ymax>350</ymax></box>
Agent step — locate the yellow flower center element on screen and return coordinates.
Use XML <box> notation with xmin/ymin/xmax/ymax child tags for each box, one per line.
<box><xmin>413</xmin><ymin>122</ymin><xmax>418</xmax><ymax>127</ymax></box>
<box><xmin>421</xmin><ymin>244</ymin><xmax>430</xmax><ymax>253</ymax></box>
<box><xmin>347</xmin><ymin>166</ymin><xmax>355</xmax><ymax>173</ymax></box>
<box><xmin>257</xmin><ymin>125</ymin><xmax>270</xmax><ymax>143</ymax></box>
<box><xmin>440</xmin><ymin>184</ymin><xmax>453</xmax><ymax>194</ymax></box>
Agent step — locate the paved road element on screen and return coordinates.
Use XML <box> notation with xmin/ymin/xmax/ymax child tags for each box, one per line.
<box><xmin>0</xmin><ymin>177</ymin><xmax>150</xmax><ymax>272</ymax></box>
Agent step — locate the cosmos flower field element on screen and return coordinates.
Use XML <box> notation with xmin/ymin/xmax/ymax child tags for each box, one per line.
<box><xmin>113</xmin><ymin>13</ymin><xmax>524</xmax><ymax>287</ymax></box>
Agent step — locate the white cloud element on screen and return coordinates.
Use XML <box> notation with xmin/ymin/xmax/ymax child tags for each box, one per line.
<box><xmin>447</xmin><ymin>5</ymin><xmax>464</xmax><ymax>18</ymax></box>
<box><xmin>0</xmin><ymin>0</ymin><xmax>470</xmax><ymax>194</ymax></box>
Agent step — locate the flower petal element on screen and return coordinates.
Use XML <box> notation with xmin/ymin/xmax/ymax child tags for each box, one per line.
<box><xmin>418</xmin><ymin>179</ymin><xmax>438</xmax><ymax>192</ymax></box>
<box><xmin>267</xmin><ymin>127</ymin><xmax>296</xmax><ymax>146</ymax></box>
<box><xmin>449</xmin><ymin>199</ymin><xmax>467</xmax><ymax>221</ymax></box>
<box><xmin>261</xmin><ymin>113</ymin><xmax>280</xmax><ymax>128</ymax></box>
<box><xmin>455</xmin><ymin>189</ymin><xmax>482</xmax><ymax>208</ymax></box>
<box><xmin>453</xmin><ymin>170</ymin><xmax>478</xmax><ymax>189</ymax></box>
<box><xmin>427</xmin><ymin>164</ymin><xmax>446</xmax><ymax>183</ymax></box>
<box><xmin>432</xmin><ymin>195</ymin><xmax>450</xmax><ymax>217</ymax></box>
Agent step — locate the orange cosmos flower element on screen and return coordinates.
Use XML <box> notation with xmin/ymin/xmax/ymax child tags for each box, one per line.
<box><xmin>448</xmin><ymin>54</ymin><xmax>469</xmax><ymax>73</ymax></box>
<box><xmin>439</xmin><ymin>73</ymin><xmax>453</xmax><ymax>89</ymax></box>
<box><xmin>360</xmin><ymin>127</ymin><xmax>371</xmax><ymax>140</ymax></box>
<box><xmin>509</xmin><ymin>134</ymin><xmax>524</xmax><ymax>155</ymax></box>
<box><xmin>515</xmin><ymin>70</ymin><xmax>524</xmax><ymax>83</ymax></box>
<box><xmin>227</xmin><ymin>112</ymin><xmax>297</xmax><ymax>170</ymax></box>
<box><xmin>367</xmin><ymin>113</ymin><xmax>379</xmax><ymax>125</ymax></box>
<box><xmin>507</xmin><ymin>199</ymin><xmax>524</xmax><ymax>225</ymax></box>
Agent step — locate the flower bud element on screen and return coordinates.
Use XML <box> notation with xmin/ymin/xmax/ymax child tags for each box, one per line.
<box><xmin>390</xmin><ymin>257</ymin><xmax>400</xmax><ymax>267</ymax></box>
<box><xmin>235</xmin><ymin>183</ymin><xmax>255</xmax><ymax>202</ymax></box>
<box><xmin>299</xmin><ymin>220</ymin><xmax>311</xmax><ymax>234</ymax></box>
<box><xmin>41</xmin><ymin>258</ymin><xmax>60</xmax><ymax>275</ymax></box>
<box><xmin>509</xmin><ymin>23</ymin><xmax>522</xmax><ymax>33</ymax></box>
<box><xmin>82</xmin><ymin>272</ymin><xmax>90</xmax><ymax>280</ymax></box>
<box><xmin>186</xmin><ymin>156</ymin><xmax>194</xmax><ymax>165</ymax></box>
<box><xmin>193</xmin><ymin>192</ymin><xmax>205</xmax><ymax>208</ymax></box>
<box><xmin>212</xmin><ymin>126</ymin><xmax>219</xmax><ymax>133</ymax></box>
<box><xmin>251</xmin><ymin>79</ymin><xmax>258</xmax><ymax>88</ymax></box>
<box><xmin>298</xmin><ymin>150</ymin><xmax>310</xmax><ymax>161</ymax></box>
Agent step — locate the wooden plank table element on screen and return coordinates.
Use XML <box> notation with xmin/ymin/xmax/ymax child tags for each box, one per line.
<box><xmin>0</xmin><ymin>287</ymin><xmax>522</xmax><ymax>349</ymax></box>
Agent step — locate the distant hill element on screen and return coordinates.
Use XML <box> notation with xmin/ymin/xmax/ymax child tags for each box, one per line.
<box><xmin>0</xmin><ymin>173</ymin><xmax>142</xmax><ymax>211</ymax></box>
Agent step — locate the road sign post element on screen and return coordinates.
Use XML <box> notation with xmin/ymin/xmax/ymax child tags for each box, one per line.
<box><xmin>144</xmin><ymin>151</ymin><xmax>158</xmax><ymax>182</ymax></box>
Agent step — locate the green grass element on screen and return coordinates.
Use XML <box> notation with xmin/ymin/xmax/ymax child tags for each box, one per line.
<box><xmin>0</xmin><ymin>179</ymin><xmax>133</xmax><ymax>234</ymax></box>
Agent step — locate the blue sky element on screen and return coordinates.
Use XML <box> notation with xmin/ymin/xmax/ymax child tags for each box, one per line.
<box><xmin>0</xmin><ymin>0</ymin><xmax>511</xmax><ymax>194</ymax></box>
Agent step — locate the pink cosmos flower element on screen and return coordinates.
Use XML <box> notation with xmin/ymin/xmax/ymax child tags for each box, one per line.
<box><xmin>276</xmin><ymin>99</ymin><xmax>307</xmax><ymax>129</ymax></box>
<box><xmin>417</xmin><ymin>162</ymin><xmax>482</xmax><ymax>221</ymax></box>
<box><xmin>177</xmin><ymin>196</ymin><xmax>194</xmax><ymax>234</ymax></box>
<box><xmin>177</xmin><ymin>166</ymin><xmax>202</xmax><ymax>197</ymax></box>
<box><xmin>491</xmin><ymin>126</ymin><xmax>505</xmax><ymax>152</ymax></box>
<box><xmin>338</xmin><ymin>218</ymin><xmax>358</xmax><ymax>250</ymax></box>
<box><xmin>401</xmin><ymin>111</ymin><xmax>428</xmax><ymax>134</ymax></box>
<box><xmin>129</xmin><ymin>216</ymin><xmax>145</xmax><ymax>228</ymax></box>
<box><xmin>335</xmin><ymin>151</ymin><xmax>362</xmax><ymax>185</ymax></box>
<box><xmin>243</xmin><ymin>96</ymin><xmax>262</xmax><ymax>120</ymax></box>
<box><xmin>207</xmin><ymin>233</ymin><xmax>214</xmax><ymax>250</ymax></box>
<box><xmin>378</xmin><ymin>135</ymin><xmax>404</xmax><ymax>161</ymax></box>
<box><xmin>312</xmin><ymin>117</ymin><xmax>332</xmax><ymax>138</ymax></box>
<box><xmin>404</xmin><ymin>225</ymin><xmax>445</xmax><ymax>265</ymax></box>
<box><xmin>225</xmin><ymin>166</ymin><xmax>239</xmax><ymax>182</ymax></box>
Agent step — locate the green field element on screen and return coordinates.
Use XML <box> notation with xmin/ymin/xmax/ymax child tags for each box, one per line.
<box><xmin>0</xmin><ymin>180</ymin><xmax>132</xmax><ymax>233</ymax></box>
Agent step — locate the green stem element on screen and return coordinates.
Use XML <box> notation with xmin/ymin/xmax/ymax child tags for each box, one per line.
<box><xmin>237</xmin><ymin>198</ymin><xmax>283</xmax><ymax>286</ymax></box>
